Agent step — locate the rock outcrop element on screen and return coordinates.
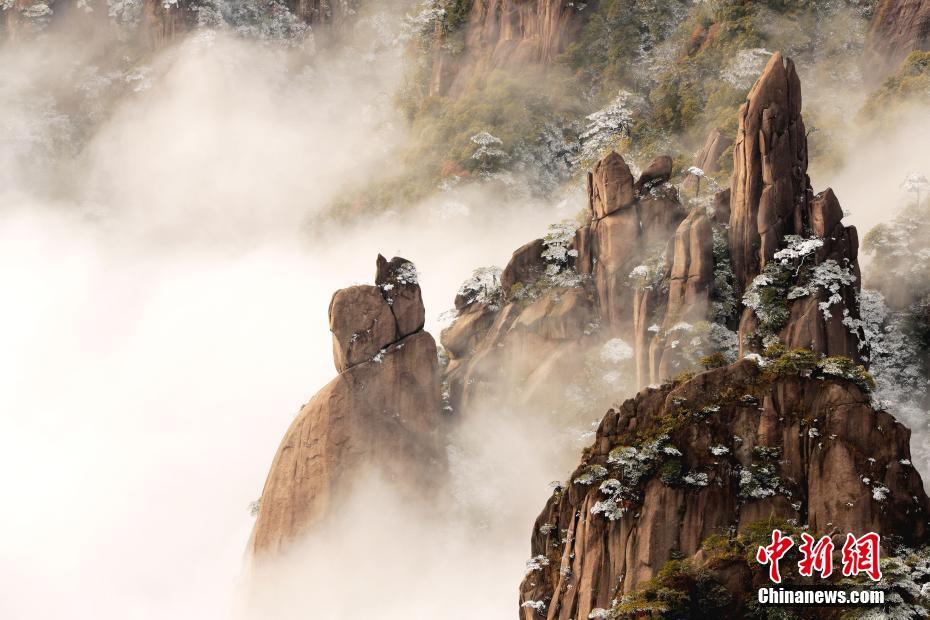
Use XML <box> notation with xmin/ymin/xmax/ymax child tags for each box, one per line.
<box><xmin>582</xmin><ymin>154</ymin><xmax>688</xmax><ymax>333</ymax></box>
<box><xmin>729</xmin><ymin>53</ymin><xmax>863</xmax><ymax>361</ymax></box>
<box><xmin>519</xmin><ymin>360</ymin><xmax>930</xmax><ymax>618</ymax></box>
<box><xmin>867</xmin><ymin>0</ymin><xmax>930</xmax><ymax>75</ymax></box>
<box><xmin>441</xmin><ymin>150</ymin><xmax>690</xmax><ymax>416</ymax></box>
<box><xmin>251</xmin><ymin>257</ymin><xmax>443</xmax><ymax>556</ymax></box>
<box><xmin>682</xmin><ymin>127</ymin><xmax>732</xmax><ymax>195</ymax></box>
<box><xmin>442</xmin><ymin>53</ymin><xmax>867</xmax><ymax>419</ymax></box>
<box><xmin>729</xmin><ymin>52</ymin><xmax>809</xmax><ymax>295</ymax></box>
<box><xmin>512</xmin><ymin>56</ymin><xmax>905</xmax><ymax>618</ymax></box>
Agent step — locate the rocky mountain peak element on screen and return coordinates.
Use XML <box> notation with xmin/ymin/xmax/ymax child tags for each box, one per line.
<box><xmin>729</xmin><ymin>52</ymin><xmax>808</xmax><ymax>295</ymax></box>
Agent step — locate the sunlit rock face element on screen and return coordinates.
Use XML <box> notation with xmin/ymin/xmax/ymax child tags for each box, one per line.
<box><xmin>518</xmin><ymin>360</ymin><xmax>930</xmax><ymax>619</ymax></box>
<box><xmin>868</xmin><ymin>0</ymin><xmax>930</xmax><ymax>75</ymax></box>
<box><xmin>515</xmin><ymin>53</ymin><xmax>919</xmax><ymax>620</ymax></box>
<box><xmin>428</xmin><ymin>0</ymin><xmax>585</xmax><ymax>96</ymax></box>
<box><xmin>440</xmin><ymin>148</ymin><xmax>695</xmax><ymax>419</ymax></box>
<box><xmin>729</xmin><ymin>53</ymin><xmax>862</xmax><ymax>361</ymax></box>
<box><xmin>251</xmin><ymin>256</ymin><xmax>443</xmax><ymax>557</ymax></box>
<box><xmin>442</xmin><ymin>51</ymin><xmax>869</xmax><ymax>412</ymax></box>
<box><xmin>729</xmin><ymin>52</ymin><xmax>809</xmax><ymax>296</ymax></box>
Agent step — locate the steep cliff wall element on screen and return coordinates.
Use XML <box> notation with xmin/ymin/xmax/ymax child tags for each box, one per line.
<box><xmin>868</xmin><ymin>0</ymin><xmax>930</xmax><ymax>74</ymax></box>
<box><xmin>428</xmin><ymin>0</ymin><xmax>585</xmax><ymax>96</ymax></box>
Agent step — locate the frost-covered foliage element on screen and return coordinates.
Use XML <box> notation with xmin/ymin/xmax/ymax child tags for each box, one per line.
<box><xmin>743</xmin><ymin>268</ymin><xmax>791</xmax><ymax>343</ymax></box>
<box><xmin>108</xmin><ymin>0</ymin><xmax>143</xmax><ymax>26</ymax></box>
<box><xmin>590</xmin><ymin>435</ymin><xmax>684</xmax><ymax>520</ymax></box>
<box><xmin>743</xmin><ymin>234</ymin><xmax>856</xmax><ymax>344</ymax></box>
<box><xmin>627</xmin><ymin>250</ymin><xmax>667</xmax><ymax>291</ymax></box>
<box><xmin>861</xmin><ymin>205</ymin><xmax>930</xmax><ymax>481</ymax></box>
<box><xmin>773</xmin><ymin>235</ymin><xmax>824</xmax><ymax>263</ymax></box>
<box><xmin>454</xmin><ymin>266</ymin><xmax>504</xmax><ymax>311</ymax></box>
<box><xmin>682</xmin><ymin>471</ymin><xmax>709</xmax><ymax>487</ymax></box>
<box><xmin>860</xmin><ymin>290</ymin><xmax>927</xmax><ymax>404</ymax></box>
<box><xmin>525</xmin><ymin>555</ymin><xmax>550</xmax><ymax>574</ymax></box>
<box><xmin>809</xmin><ymin>260</ymin><xmax>856</xmax><ymax>320</ymax></box>
<box><xmin>607</xmin><ymin>436</ymin><xmax>679</xmax><ymax>485</ymax></box>
<box><xmin>737</xmin><ymin>446</ymin><xmax>787</xmax><ymax>501</ymax></box>
<box><xmin>520</xmin><ymin>120</ymin><xmax>582</xmax><ymax>193</ymax></box>
<box><xmin>652</xmin><ymin>320</ymin><xmax>738</xmax><ymax>372</ymax></box>
<box><xmin>578</xmin><ymin>91</ymin><xmax>642</xmax><ymax>167</ymax></box>
<box><xmin>901</xmin><ymin>171</ymin><xmax>929</xmax><ymax>206</ymax></box>
<box><xmin>214</xmin><ymin>0</ymin><xmax>310</xmax><ymax>43</ymax></box>
<box><xmin>470</xmin><ymin>131</ymin><xmax>510</xmax><ymax>173</ymax></box>
<box><xmin>711</xmin><ymin>227</ymin><xmax>737</xmax><ymax>322</ymax></box>
<box><xmin>521</xmin><ymin>599</ymin><xmax>547</xmax><ymax>612</ymax></box>
<box><xmin>721</xmin><ymin>48</ymin><xmax>773</xmax><ymax>88</ymax></box>
<box><xmin>844</xmin><ymin>547</ymin><xmax>930</xmax><ymax>619</ymax></box>
<box><xmin>574</xmin><ymin>464</ymin><xmax>608</xmax><ymax>486</ymax></box>
<box><xmin>864</xmin><ymin>203</ymin><xmax>930</xmax><ymax>296</ymax></box>
<box><xmin>600</xmin><ymin>338</ymin><xmax>634</xmax><ymax>364</ymax></box>
<box><xmin>401</xmin><ymin>0</ymin><xmax>471</xmax><ymax>48</ymax></box>
<box><xmin>22</xmin><ymin>1</ymin><xmax>54</xmax><ymax>22</ymax></box>
<box><xmin>107</xmin><ymin>0</ymin><xmax>310</xmax><ymax>42</ymax></box>
<box><xmin>590</xmin><ymin>478</ymin><xmax>629</xmax><ymax>520</ymax></box>
<box><xmin>401</xmin><ymin>0</ymin><xmax>448</xmax><ymax>41</ymax></box>
<box><xmin>538</xmin><ymin>220</ymin><xmax>583</xmax><ymax>288</ymax></box>
<box><xmin>817</xmin><ymin>356</ymin><xmax>876</xmax><ymax>392</ymax></box>
<box><xmin>856</xmin><ymin>289</ymin><xmax>930</xmax><ymax>481</ymax></box>
<box><xmin>391</xmin><ymin>261</ymin><xmax>418</xmax><ymax>285</ymax></box>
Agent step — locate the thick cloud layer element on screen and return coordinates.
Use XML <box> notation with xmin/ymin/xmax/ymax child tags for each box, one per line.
<box><xmin>0</xmin><ymin>23</ymin><xmax>578</xmax><ymax>620</ymax></box>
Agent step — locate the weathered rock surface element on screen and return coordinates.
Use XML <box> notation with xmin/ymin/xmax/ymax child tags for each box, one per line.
<box><xmin>329</xmin><ymin>285</ymin><xmax>397</xmax><ymax>373</ymax></box>
<box><xmin>519</xmin><ymin>360</ymin><xmax>930</xmax><ymax>618</ymax></box>
<box><xmin>443</xmin><ymin>52</ymin><xmax>868</xmax><ymax>421</ymax></box>
<box><xmin>588</xmin><ymin>152</ymin><xmax>636</xmax><ymax>220</ymax></box>
<box><xmin>777</xmin><ymin>189</ymin><xmax>862</xmax><ymax>359</ymax></box>
<box><xmin>441</xmin><ymin>149</ymin><xmax>690</xmax><ymax>415</ymax></box>
<box><xmin>500</xmin><ymin>239</ymin><xmax>547</xmax><ymax>298</ymax></box>
<box><xmin>430</xmin><ymin>0</ymin><xmax>585</xmax><ymax>96</ymax></box>
<box><xmin>729</xmin><ymin>53</ymin><xmax>863</xmax><ymax>361</ymax></box>
<box><xmin>376</xmin><ymin>254</ymin><xmax>426</xmax><ymax>338</ymax></box>
<box><xmin>729</xmin><ymin>52</ymin><xmax>809</xmax><ymax>294</ymax></box>
<box><xmin>252</xmin><ymin>258</ymin><xmax>442</xmax><ymax>557</ymax></box>
<box><xmin>868</xmin><ymin>0</ymin><xmax>930</xmax><ymax>75</ymax></box>
<box><xmin>634</xmin><ymin>155</ymin><xmax>673</xmax><ymax>193</ymax></box>
<box><xmin>683</xmin><ymin>127</ymin><xmax>733</xmax><ymax>195</ymax></box>
<box><xmin>587</xmin><ymin>157</ymin><xmax>687</xmax><ymax>332</ymax></box>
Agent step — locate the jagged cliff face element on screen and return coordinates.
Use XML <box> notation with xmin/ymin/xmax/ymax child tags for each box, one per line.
<box><xmin>429</xmin><ymin>0</ymin><xmax>584</xmax><ymax>96</ymax></box>
<box><xmin>510</xmin><ymin>52</ymin><xmax>919</xmax><ymax>619</ymax></box>
<box><xmin>251</xmin><ymin>256</ymin><xmax>443</xmax><ymax>556</ymax></box>
<box><xmin>728</xmin><ymin>53</ymin><xmax>809</xmax><ymax>295</ymax></box>
<box><xmin>442</xmin><ymin>52</ymin><xmax>865</xmax><ymax>417</ymax></box>
<box><xmin>518</xmin><ymin>360</ymin><xmax>930</xmax><ymax>618</ymax></box>
<box><xmin>439</xmin><ymin>151</ymin><xmax>688</xmax><ymax>418</ymax></box>
<box><xmin>868</xmin><ymin>0</ymin><xmax>930</xmax><ymax>73</ymax></box>
<box><xmin>729</xmin><ymin>53</ymin><xmax>863</xmax><ymax>362</ymax></box>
